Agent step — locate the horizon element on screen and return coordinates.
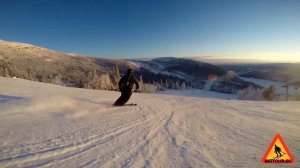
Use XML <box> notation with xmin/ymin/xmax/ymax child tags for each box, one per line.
<box><xmin>1</xmin><ymin>39</ymin><xmax>300</xmax><ymax>64</ymax></box>
<box><xmin>0</xmin><ymin>0</ymin><xmax>300</xmax><ymax>62</ymax></box>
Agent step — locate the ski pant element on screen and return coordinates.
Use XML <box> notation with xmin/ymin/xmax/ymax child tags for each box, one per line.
<box><xmin>114</xmin><ymin>90</ymin><xmax>132</xmax><ymax>106</ymax></box>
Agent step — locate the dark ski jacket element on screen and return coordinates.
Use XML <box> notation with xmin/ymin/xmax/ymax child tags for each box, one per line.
<box><xmin>118</xmin><ymin>75</ymin><xmax>139</xmax><ymax>92</ymax></box>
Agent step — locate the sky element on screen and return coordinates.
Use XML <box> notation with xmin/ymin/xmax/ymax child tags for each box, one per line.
<box><xmin>0</xmin><ymin>0</ymin><xmax>300</xmax><ymax>62</ymax></box>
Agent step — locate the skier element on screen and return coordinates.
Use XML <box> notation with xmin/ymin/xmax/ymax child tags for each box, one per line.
<box><xmin>274</xmin><ymin>144</ymin><xmax>282</xmax><ymax>158</ymax></box>
<box><xmin>114</xmin><ymin>68</ymin><xmax>139</xmax><ymax>106</ymax></box>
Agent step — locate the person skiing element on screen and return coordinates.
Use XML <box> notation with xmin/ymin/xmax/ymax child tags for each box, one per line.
<box><xmin>114</xmin><ymin>68</ymin><xmax>139</xmax><ymax>106</ymax></box>
<box><xmin>274</xmin><ymin>144</ymin><xmax>282</xmax><ymax>158</ymax></box>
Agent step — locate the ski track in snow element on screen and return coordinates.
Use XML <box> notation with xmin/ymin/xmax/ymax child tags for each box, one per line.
<box><xmin>0</xmin><ymin>77</ymin><xmax>299</xmax><ymax>168</ymax></box>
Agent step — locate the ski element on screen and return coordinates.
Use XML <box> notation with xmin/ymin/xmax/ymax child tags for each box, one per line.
<box><xmin>273</xmin><ymin>152</ymin><xmax>286</xmax><ymax>159</ymax></box>
<box><xmin>112</xmin><ymin>103</ymin><xmax>137</xmax><ymax>107</ymax></box>
<box><xmin>126</xmin><ymin>103</ymin><xmax>137</xmax><ymax>106</ymax></box>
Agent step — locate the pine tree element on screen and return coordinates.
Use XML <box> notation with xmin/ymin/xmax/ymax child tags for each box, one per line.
<box><xmin>4</xmin><ymin>68</ymin><xmax>10</xmax><ymax>77</ymax></box>
<box><xmin>140</xmin><ymin>75</ymin><xmax>144</xmax><ymax>86</ymax></box>
<box><xmin>139</xmin><ymin>75</ymin><xmax>144</xmax><ymax>92</ymax></box>
<box><xmin>112</xmin><ymin>64</ymin><xmax>121</xmax><ymax>90</ymax></box>
<box><xmin>180</xmin><ymin>82</ymin><xmax>186</xmax><ymax>90</ymax></box>
<box><xmin>170</xmin><ymin>80</ymin><xmax>175</xmax><ymax>89</ymax></box>
<box><xmin>99</xmin><ymin>74</ymin><xmax>111</xmax><ymax>90</ymax></box>
<box><xmin>262</xmin><ymin>85</ymin><xmax>276</xmax><ymax>101</ymax></box>
<box><xmin>165</xmin><ymin>80</ymin><xmax>169</xmax><ymax>89</ymax></box>
<box><xmin>160</xmin><ymin>79</ymin><xmax>164</xmax><ymax>89</ymax></box>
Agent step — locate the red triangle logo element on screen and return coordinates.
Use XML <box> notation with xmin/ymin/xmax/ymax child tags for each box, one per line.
<box><xmin>261</xmin><ymin>134</ymin><xmax>295</xmax><ymax>164</ymax></box>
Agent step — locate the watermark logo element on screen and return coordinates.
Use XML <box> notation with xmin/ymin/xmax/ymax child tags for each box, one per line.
<box><xmin>261</xmin><ymin>134</ymin><xmax>295</xmax><ymax>164</ymax></box>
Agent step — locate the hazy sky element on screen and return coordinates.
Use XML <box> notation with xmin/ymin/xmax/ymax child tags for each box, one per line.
<box><xmin>0</xmin><ymin>0</ymin><xmax>299</xmax><ymax>61</ymax></box>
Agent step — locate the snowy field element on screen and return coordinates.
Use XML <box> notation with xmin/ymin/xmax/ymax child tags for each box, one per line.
<box><xmin>240</xmin><ymin>77</ymin><xmax>298</xmax><ymax>95</ymax></box>
<box><xmin>0</xmin><ymin>77</ymin><xmax>299</xmax><ymax>167</ymax></box>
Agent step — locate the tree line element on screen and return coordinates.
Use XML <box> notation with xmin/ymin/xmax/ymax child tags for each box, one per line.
<box><xmin>0</xmin><ymin>55</ymin><xmax>189</xmax><ymax>93</ymax></box>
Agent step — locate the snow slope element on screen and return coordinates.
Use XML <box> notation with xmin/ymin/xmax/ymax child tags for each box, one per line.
<box><xmin>0</xmin><ymin>77</ymin><xmax>299</xmax><ymax>167</ymax></box>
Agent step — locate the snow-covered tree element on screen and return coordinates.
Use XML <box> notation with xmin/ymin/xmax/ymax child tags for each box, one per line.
<box><xmin>165</xmin><ymin>80</ymin><xmax>169</xmax><ymax>89</ymax></box>
<box><xmin>180</xmin><ymin>82</ymin><xmax>186</xmax><ymax>90</ymax></box>
<box><xmin>175</xmin><ymin>80</ymin><xmax>180</xmax><ymax>89</ymax></box>
<box><xmin>112</xmin><ymin>64</ymin><xmax>121</xmax><ymax>90</ymax></box>
<box><xmin>139</xmin><ymin>75</ymin><xmax>144</xmax><ymax>86</ymax></box>
<box><xmin>295</xmin><ymin>89</ymin><xmax>300</xmax><ymax>101</ymax></box>
<box><xmin>99</xmin><ymin>74</ymin><xmax>112</xmax><ymax>90</ymax></box>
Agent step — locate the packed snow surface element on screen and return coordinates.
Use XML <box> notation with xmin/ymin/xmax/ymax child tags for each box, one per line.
<box><xmin>0</xmin><ymin>77</ymin><xmax>299</xmax><ymax>167</ymax></box>
<box><xmin>160</xmin><ymin>89</ymin><xmax>238</xmax><ymax>100</ymax></box>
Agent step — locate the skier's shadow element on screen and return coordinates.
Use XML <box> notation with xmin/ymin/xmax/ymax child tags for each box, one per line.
<box><xmin>0</xmin><ymin>94</ymin><xmax>23</xmax><ymax>103</ymax></box>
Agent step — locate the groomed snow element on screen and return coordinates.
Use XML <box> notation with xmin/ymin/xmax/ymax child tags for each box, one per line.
<box><xmin>160</xmin><ymin>89</ymin><xmax>238</xmax><ymax>100</ymax></box>
<box><xmin>0</xmin><ymin>77</ymin><xmax>299</xmax><ymax>167</ymax></box>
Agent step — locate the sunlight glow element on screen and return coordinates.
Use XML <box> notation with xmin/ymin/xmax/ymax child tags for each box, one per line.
<box><xmin>195</xmin><ymin>53</ymin><xmax>300</xmax><ymax>63</ymax></box>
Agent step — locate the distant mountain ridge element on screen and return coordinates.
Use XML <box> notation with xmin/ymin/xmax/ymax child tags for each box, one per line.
<box><xmin>219</xmin><ymin>63</ymin><xmax>300</xmax><ymax>86</ymax></box>
<box><xmin>0</xmin><ymin>40</ymin><xmax>261</xmax><ymax>93</ymax></box>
